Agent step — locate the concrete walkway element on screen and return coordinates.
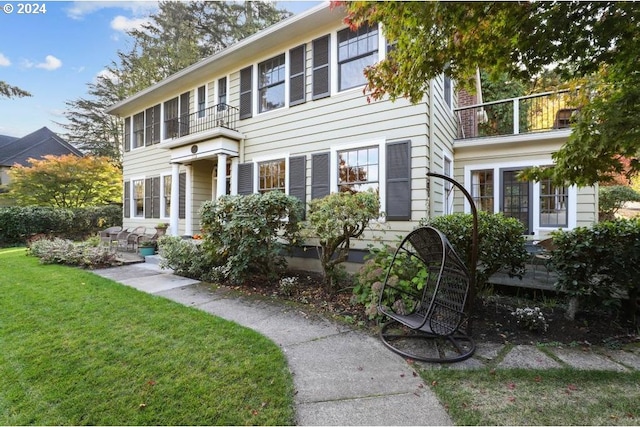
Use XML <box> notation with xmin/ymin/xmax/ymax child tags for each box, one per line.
<box><xmin>92</xmin><ymin>260</ymin><xmax>640</xmax><ymax>426</ymax></box>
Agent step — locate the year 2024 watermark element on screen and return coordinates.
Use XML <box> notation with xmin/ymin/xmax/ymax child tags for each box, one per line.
<box><xmin>2</xmin><ymin>3</ymin><xmax>47</xmax><ymax>14</ymax></box>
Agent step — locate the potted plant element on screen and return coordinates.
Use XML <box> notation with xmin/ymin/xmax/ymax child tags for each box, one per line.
<box><xmin>138</xmin><ymin>240</ymin><xmax>157</xmax><ymax>256</ymax></box>
<box><xmin>155</xmin><ymin>222</ymin><xmax>169</xmax><ymax>237</ymax></box>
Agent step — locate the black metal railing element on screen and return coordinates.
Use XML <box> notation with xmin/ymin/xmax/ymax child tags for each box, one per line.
<box><xmin>164</xmin><ymin>103</ymin><xmax>238</xmax><ymax>139</ymax></box>
<box><xmin>455</xmin><ymin>89</ymin><xmax>581</xmax><ymax>140</ymax></box>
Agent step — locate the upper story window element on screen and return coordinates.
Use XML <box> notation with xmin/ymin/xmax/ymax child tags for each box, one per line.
<box><xmin>337</xmin><ymin>23</ymin><xmax>379</xmax><ymax>91</ymax></box>
<box><xmin>444</xmin><ymin>75</ymin><xmax>452</xmax><ymax>109</ymax></box>
<box><xmin>133</xmin><ymin>112</ymin><xmax>144</xmax><ymax>149</ymax></box>
<box><xmin>338</xmin><ymin>146</ymin><xmax>379</xmax><ymax>194</ymax></box>
<box><xmin>258</xmin><ymin>54</ymin><xmax>286</xmax><ymax>113</ymax></box>
<box><xmin>164</xmin><ymin>92</ymin><xmax>189</xmax><ymax>139</ymax></box>
<box><xmin>144</xmin><ymin>104</ymin><xmax>161</xmax><ymax>145</ymax></box>
<box><xmin>197</xmin><ymin>85</ymin><xmax>206</xmax><ymax>118</ymax></box>
<box><xmin>258</xmin><ymin>159</ymin><xmax>286</xmax><ymax>193</ymax></box>
<box><xmin>218</xmin><ymin>77</ymin><xmax>227</xmax><ymax>107</ymax></box>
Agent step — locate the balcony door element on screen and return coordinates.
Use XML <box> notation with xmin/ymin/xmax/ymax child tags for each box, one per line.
<box><xmin>501</xmin><ymin>169</ymin><xmax>532</xmax><ymax>234</ymax></box>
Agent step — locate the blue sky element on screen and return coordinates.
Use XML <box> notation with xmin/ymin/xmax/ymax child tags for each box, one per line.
<box><xmin>0</xmin><ymin>1</ymin><xmax>319</xmax><ymax>138</ymax></box>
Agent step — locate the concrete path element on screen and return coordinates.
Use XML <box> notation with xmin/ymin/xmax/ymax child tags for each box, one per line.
<box><xmin>92</xmin><ymin>261</ymin><xmax>640</xmax><ymax>426</ymax></box>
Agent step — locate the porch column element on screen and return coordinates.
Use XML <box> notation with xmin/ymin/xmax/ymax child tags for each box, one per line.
<box><xmin>230</xmin><ymin>157</ymin><xmax>239</xmax><ymax>195</ymax></box>
<box><xmin>170</xmin><ymin>163</ymin><xmax>180</xmax><ymax>236</ymax></box>
<box><xmin>185</xmin><ymin>164</ymin><xmax>193</xmax><ymax>236</ymax></box>
<box><xmin>216</xmin><ymin>153</ymin><xmax>227</xmax><ymax>199</ymax></box>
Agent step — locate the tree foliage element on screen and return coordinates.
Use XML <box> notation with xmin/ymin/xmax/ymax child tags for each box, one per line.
<box><xmin>0</xmin><ymin>81</ymin><xmax>31</xmax><ymax>99</ymax></box>
<box><xmin>341</xmin><ymin>1</ymin><xmax>640</xmax><ymax>185</ymax></box>
<box><xmin>307</xmin><ymin>191</ymin><xmax>380</xmax><ymax>291</ymax></box>
<box><xmin>8</xmin><ymin>154</ymin><xmax>122</xmax><ymax>208</ymax></box>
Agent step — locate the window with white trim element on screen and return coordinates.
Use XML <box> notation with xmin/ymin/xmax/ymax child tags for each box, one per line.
<box><xmin>337</xmin><ymin>23</ymin><xmax>379</xmax><ymax>91</ymax></box>
<box><xmin>162</xmin><ymin>175</ymin><xmax>172</xmax><ymax>218</ymax></box>
<box><xmin>258</xmin><ymin>159</ymin><xmax>286</xmax><ymax>193</ymax></box>
<box><xmin>471</xmin><ymin>169</ymin><xmax>494</xmax><ymax>212</ymax></box>
<box><xmin>133</xmin><ymin>179</ymin><xmax>144</xmax><ymax>217</ymax></box>
<box><xmin>338</xmin><ymin>146</ymin><xmax>379</xmax><ymax>194</ymax></box>
<box><xmin>258</xmin><ymin>54</ymin><xmax>286</xmax><ymax>113</ymax></box>
<box><xmin>540</xmin><ymin>178</ymin><xmax>568</xmax><ymax>227</ymax></box>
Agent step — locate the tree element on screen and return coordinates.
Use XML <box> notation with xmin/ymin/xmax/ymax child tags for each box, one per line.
<box><xmin>340</xmin><ymin>1</ymin><xmax>640</xmax><ymax>185</ymax></box>
<box><xmin>0</xmin><ymin>81</ymin><xmax>31</xmax><ymax>99</ymax></box>
<box><xmin>7</xmin><ymin>154</ymin><xmax>122</xmax><ymax>208</ymax></box>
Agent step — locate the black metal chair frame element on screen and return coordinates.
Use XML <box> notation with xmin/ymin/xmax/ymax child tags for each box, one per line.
<box><xmin>377</xmin><ymin>172</ymin><xmax>479</xmax><ymax>363</ymax></box>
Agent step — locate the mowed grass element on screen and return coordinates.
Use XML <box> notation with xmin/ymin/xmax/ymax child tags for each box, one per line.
<box><xmin>422</xmin><ymin>367</ymin><xmax>640</xmax><ymax>425</ymax></box>
<box><xmin>0</xmin><ymin>248</ymin><xmax>295</xmax><ymax>425</ymax></box>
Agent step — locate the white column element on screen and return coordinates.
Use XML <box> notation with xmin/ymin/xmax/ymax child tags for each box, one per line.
<box><xmin>216</xmin><ymin>153</ymin><xmax>227</xmax><ymax>199</ymax></box>
<box><xmin>185</xmin><ymin>164</ymin><xmax>193</xmax><ymax>236</ymax></box>
<box><xmin>230</xmin><ymin>157</ymin><xmax>239</xmax><ymax>195</ymax></box>
<box><xmin>170</xmin><ymin>163</ymin><xmax>180</xmax><ymax>236</ymax></box>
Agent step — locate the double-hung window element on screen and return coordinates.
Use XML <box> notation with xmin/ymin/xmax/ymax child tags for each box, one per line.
<box><xmin>162</xmin><ymin>175</ymin><xmax>172</xmax><ymax>218</ymax></box>
<box><xmin>133</xmin><ymin>179</ymin><xmax>144</xmax><ymax>217</ymax></box>
<box><xmin>338</xmin><ymin>146</ymin><xmax>379</xmax><ymax>194</ymax></box>
<box><xmin>132</xmin><ymin>113</ymin><xmax>144</xmax><ymax>149</ymax></box>
<box><xmin>337</xmin><ymin>23</ymin><xmax>379</xmax><ymax>91</ymax></box>
<box><xmin>258</xmin><ymin>159</ymin><xmax>286</xmax><ymax>193</ymax></box>
<box><xmin>258</xmin><ymin>54</ymin><xmax>286</xmax><ymax>113</ymax></box>
<box><xmin>144</xmin><ymin>104</ymin><xmax>161</xmax><ymax>145</ymax></box>
<box><xmin>540</xmin><ymin>178</ymin><xmax>568</xmax><ymax>227</ymax></box>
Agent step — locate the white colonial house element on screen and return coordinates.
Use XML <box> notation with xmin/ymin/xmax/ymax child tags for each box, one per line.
<box><xmin>107</xmin><ymin>3</ymin><xmax>597</xmax><ymax>264</ymax></box>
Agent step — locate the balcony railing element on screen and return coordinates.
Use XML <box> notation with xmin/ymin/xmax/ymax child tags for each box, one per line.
<box><xmin>455</xmin><ymin>89</ymin><xmax>580</xmax><ymax>140</ymax></box>
<box><xmin>164</xmin><ymin>103</ymin><xmax>239</xmax><ymax>139</ymax></box>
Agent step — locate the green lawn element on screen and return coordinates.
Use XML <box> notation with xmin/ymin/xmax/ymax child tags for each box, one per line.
<box><xmin>0</xmin><ymin>248</ymin><xmax>295</xmax><ymax>425</ymax></box>
<box><xmin>422</xmin><ymin>368</ymin><xmax>640</xmax><ymax>425</ymax></box>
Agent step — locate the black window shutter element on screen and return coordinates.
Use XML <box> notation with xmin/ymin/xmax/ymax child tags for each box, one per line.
<box><xmin>289</xmin><ymin>45</ymin><xmax>306</xmax><ymax>106</ymax></box>
<box><xmin>124</xmin><ymin>181</ymin><xmax>130</xmax><ymax>218</ymax></box>
<box><xmin>179</xmin><ymin>172</ymin><xmax>186</xmax><ymax>219</ymax></box>
<box><xmin>289</xmin><ymin>156</ymin><xmax>306</xmax><ymax>216</ymax></box>
<box><xmin>311</xmin><ymin>152</ymin><xmax>330</xmax><ymax>199</ymax></box>
<box><xmin>386</xmin><ymin>141</ymin><xmax>411</xmax><ymax>221</ymax></box>
<box><xmin>237</xmin><ymin>162</ymin><xmax>254</xmax><ymax>195</ymax></box>
<box><xmin>153</xmin><ymin>104</ymin><xmax>161</xmax><ymax>144</ymax></box>
<box><xmin>180</xmin><ymin>92</ymin><xmax>190</xmax><ymax>136</ymax></box>
<box><xmin>144</xmin><ymin>178</ymin><xmax>152</xmax><ymax>218</ymax></box>
<box><xmin>124</xmin><ymin>117</ymin><xmax>131</xmax><ymax>152</ymax></box>
<box><xmin>312</xmin><ymin>35</ymin><xmax>330</xmax><ymax>99</ymax></box>
<box><xmin>239</xmin><ymin>66</ymin><xmax>253</xmax><ymax>120</ymax></box>
<box><xmin>152</xmin><ymin>176</ymin><xmax>161</xmax><ymax>219</ymax></box>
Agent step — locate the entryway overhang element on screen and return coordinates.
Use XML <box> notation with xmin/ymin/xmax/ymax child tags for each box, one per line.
<box><xmin>159</xmin><ymin>127</ymin><xmax>244</xmax><ymax>163</ymax></box>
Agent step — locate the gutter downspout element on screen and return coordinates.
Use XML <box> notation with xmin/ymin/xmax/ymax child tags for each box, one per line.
<box><xmin>428</xmin><ymin>79</ymin><xmax>436</xmax><ymax>220</ymax></box>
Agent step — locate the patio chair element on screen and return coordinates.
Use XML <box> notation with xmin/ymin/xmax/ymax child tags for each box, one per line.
<box><xmin>125</xmin><ymin>227</ymin><xmax>147</xmax><ymax>251</ymax></box>
<box><xmin>377</xmin><ymin>172</ymin><xmax>478</xmax><ymax>363</ymax></box>
<box><xmin>116</xmin><ymin>226</ymin><xmax>146</xmax><ymax>251</ymax></box>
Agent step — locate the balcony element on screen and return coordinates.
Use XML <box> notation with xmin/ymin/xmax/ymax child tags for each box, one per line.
<box><xmin>164</xmin><ymin>103</ymin><xmax>239</xmax><ymax>140</ymax></box>
<box><xmin>455</xmin><ymin>89</ymin><xmax>580</xmax><ymax>141</ymax></box>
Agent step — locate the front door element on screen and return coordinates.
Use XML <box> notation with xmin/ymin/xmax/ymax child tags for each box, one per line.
<box><xmin>501</xmin><ymin>169</ymin><xmax>532</xmax><ymax>234</ymax></box>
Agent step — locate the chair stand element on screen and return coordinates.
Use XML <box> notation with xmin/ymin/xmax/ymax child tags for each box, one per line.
<box><xmin>380</xmin><ymin>320</ymin><xmax>476</xmax><ymax>364</ymax></box>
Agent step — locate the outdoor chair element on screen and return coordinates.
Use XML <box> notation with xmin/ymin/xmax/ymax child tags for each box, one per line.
<box><xmin>377</xmin><ymin>172</ymin><xmax>478</xmax><ymax>363</ymax></box>
<box><xmin>125</xmin><ymin>227</ymin><xmax>147</xmax><ymax>251</ymax></box>
<box><xmin>99</xmin><ymin>226</ymin><xmax>122</xmax><ymax>248</ymax></box>
<box><xmin>116</xmin><ymin>226</ymin><xmax>146</xmax><ymax>251</ymax></box>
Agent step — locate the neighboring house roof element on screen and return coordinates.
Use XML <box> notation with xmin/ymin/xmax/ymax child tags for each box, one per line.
<box><xmin>0</xmin><ymin>127</ymin><xmax>83</xmax><ymax>167</ymax></box>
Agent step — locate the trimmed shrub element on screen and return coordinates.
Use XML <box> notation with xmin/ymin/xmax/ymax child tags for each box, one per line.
<box><xmin>550</xmin><ymin>218</ymin><xmax>640</xmax><ymax>320</ymax></box>
<box><xmin>307</xmin><ymin>191</ymin><xmax>380</xmax><ymax>292</ymax></box>
<box><xmin>200</xmin><ymin>191</ymin><xmax>304</xmax><ymax>284</ymax></box>
<box><xmin>28</xmin><ymin>237</ymin><xmax>117</xmax><ymax>268</ymax></box>
<box><xmin>0</xmin><ymin>205</ymin><xmax>122</xmax><ymax>245</ymax></box>
<box><xmin>420</xmin><ymin>211</ymin><xmax>528</xmax><ymax>289</ymax></box>
<box><xmin>157</xmin><ymin>236</ymin><xmax>224</xmax><ymax>282</ymax></box>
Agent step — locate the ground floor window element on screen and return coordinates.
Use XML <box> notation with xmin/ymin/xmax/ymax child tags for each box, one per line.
<box><xmin>471</xmin><ymin>169</ymin><xmax>494</xmax><ymax>212</ymax></box>
<box><xmin>540</xmin><ymin>178</ymin><xmax>568</xmax><ymax>227</ymax></box>
<box><xmin>133</xmin><ymin>179</ymin><xmax>144</xmax><ymax>217</ymax></box>
<box><xmin>162</xmin><ymin>175</ymin><xmax>172</xmax><ymax>218</ymax></box>
<box><xmin>337</xmin><ymin>145</ymin><xmax>379</xmax><ymax>194</ymax></box>
<box><xmin>258</xmin><ymin>159</ymin><xmax>286</xmax><ymax>193</ymax></box>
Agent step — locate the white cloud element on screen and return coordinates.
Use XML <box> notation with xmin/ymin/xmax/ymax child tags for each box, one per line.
<box><xmin>66</xmin><ymin>1</ymin><xmax>158</xmax><ymax>20</ymax></box>
<box><xmin>35</xmin><ymin>55</ymin><xmax>62</xmax><ymax>71</ymax></box>
<box><xmin>95</xmin><ymin>69</ymin><xmax>120</xmax><ymax>84</ymax></box>
<box><xmin>0</xmin><ymin>53</ymin><xmax>10</xmax><ymax>67</ymax></box>
<box><xmin>111</xmin><ymin>15</ymin><xmax>151</xmax><ymax>33</ymax></box>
